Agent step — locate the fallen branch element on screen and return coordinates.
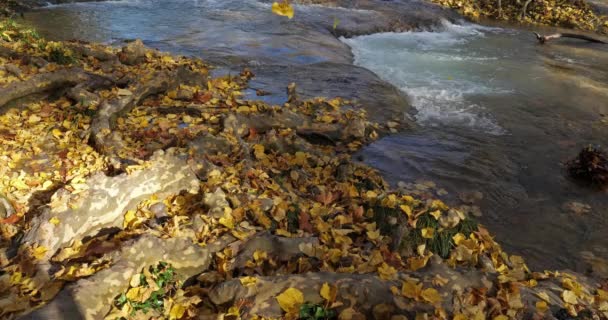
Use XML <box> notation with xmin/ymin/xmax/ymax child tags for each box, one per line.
<box><xmin>534</xmin><ymin>32</ymin><xmax>608</xmax><ymax>44</ymax></box>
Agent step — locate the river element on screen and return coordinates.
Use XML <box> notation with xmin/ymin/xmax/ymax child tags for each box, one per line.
<box><xmin>24</xmin><ymin>0</ymin><xmax>608</xmax><ymax>273</ymax></box>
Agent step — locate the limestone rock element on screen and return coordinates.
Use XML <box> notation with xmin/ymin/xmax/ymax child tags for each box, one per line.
<box><xmin>21</xmin><ymin>150</ymin><xmax>199</xmax><ymax>261</ymax></box>
<box><xmin>21</xmin><ymin>234</ymin><xmax>236</xmax><ymax>320</ymax></box>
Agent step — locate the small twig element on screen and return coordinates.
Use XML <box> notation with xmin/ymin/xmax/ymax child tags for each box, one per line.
<box><xmin>533</xmin><ymin>32</ymin><xmax>608</xmax><ymax>44</ymax></box>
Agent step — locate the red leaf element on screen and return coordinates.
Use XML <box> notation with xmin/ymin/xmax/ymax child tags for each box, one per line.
<box><xmin>298</xmin><ymin>210</ymin><xmax>313</xmax><ymax>233</ymax></box>
<box><xmin>193</xmin><ymin>91</ymin><xmax>212</xmax><ymax>103</ymax></box>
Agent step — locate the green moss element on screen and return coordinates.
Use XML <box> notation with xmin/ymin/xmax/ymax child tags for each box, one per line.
<box><xmin>403</xmin><ymin>213</ymin><xmax>479</xmax><ymax>259</ymax></box>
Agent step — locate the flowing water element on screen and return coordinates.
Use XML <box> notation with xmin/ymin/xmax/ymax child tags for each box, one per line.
<box><xmin>345</xmin><ymin>22</ymin><xmax>608</xmax><ymax>271</ymax></box>
<box><xmin>24</xmin><ymin>0</ymin><xmax>608</xmax><ymax>272</ymax></box>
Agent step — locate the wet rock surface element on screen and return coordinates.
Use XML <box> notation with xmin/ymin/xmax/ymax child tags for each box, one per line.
<box><xmin>224</xmin><ymin>62</ymin><xmax>414</xmax><ymax>125</ymax></box>
<box><xmin>22</xmin><ymin>0</ymin><xmax>460</xmax><ymax>126</ymax></box>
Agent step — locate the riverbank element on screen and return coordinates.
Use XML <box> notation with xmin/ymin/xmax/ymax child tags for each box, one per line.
<box><xmin>427</xmin><ymin>0</ymin><xmax>608</xmax><ymax>34</ymax></box>
<box><xmin>1</xmin><ymin>18</ymin><xmax>608</xmax><ymax>320</ymax></box>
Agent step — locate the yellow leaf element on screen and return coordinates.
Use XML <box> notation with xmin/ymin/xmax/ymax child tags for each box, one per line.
<box><xmin>430</xmin><ymin>199</ymin><xmax>448</xmax><ymax>210</ymax></box>
<box><xmin>429</xmin><ymin>210</ymin><xmax>442</xmax><ymax>220</ymax></box>
<box><xmin>253</xmin><ymin>144</ymin><xmax>266</xmax><ymax>160</ymax></box>
<box><xmin>409</xmin><ymin>255</ymin><xmax>431</xmax><ymax>271</ymax></box>
<box><xmin>162</xmin><ymin>55</ymin><xmax>176</xmax><ymax>64</ymax></box>
<box><xmin>276</xmin><ymin>287</ymin><xmax>304</xmax><ymax>313</ymax></box>
<box><xmin>536</xmin><ymin>300</ymin><xmax>548</xmax><ymax>312</ymax></box>
<box><xmin>562</xmin><ymin>290</ymin><xmax>578</xmax><ymax>305</ymax></box>
<box><xmin>367</xmin><ymin>229</ymin><xmax>381</xmax><ymax>240</ymax></box>
<box><xmin>562</xmin><ymin>278</ymin><xmax>583</xmax><ymax>295</ymax></box>
<box><xmin>169</xmin><ymin>303</ymin><xmax>187</xmax><ymax>320</ymax></box>
<box><xmin>11</xmin><ymin>179</ymin><xmax>29</xmax><ymax>191</ymax></box>
<box><xmin>452</xmin><ymin>233</ymin><xmax>466</xmax><ymax>245</ymax></box>
<box><xmin>536</xmin><ymin>291</ymin><xmax>550</xmax><ymax>302</ymax></box>
<box><xmin>49</xmin><ymin>217</ymin><xmax>60</xmax><ymax>225</ymax></box>
<box><xmin>272</xmin><ymin>1</ymin><xmax>295</xmax><ymax>19</ymax></box>
<box><xmin>417</xmin><ymin>244</ymin><xmax>426</xmax><ymax>256</ymax></box>
<box><xmin>126</xmin><ymin>287</ymin><xmax>142</xmax><ymax>301</ymax></box>
<box><xmin>598</xmin><ymin>289</ymin><xmax>608</xmax><ymax>301</ymax></box>
<box><xmin>493</xmin><ymin>316</ymin><xmax>508</xmax><ymax>320</ymax></box>
<box><xmin>28</xmin><ymin>115</ymin><xmax>41</xmax><ymax>124</ymax></box>
<box><xmin>32</xmin><ymin>245</ymin><xmax>48</xmax><ymax>260</ymax></box>
<box><xmin>366</xmin><ymin>190</ymin><xmax>378</xmax><ymax>198</ymax></box>
<box><xmin>421</xmin><ymin>228</ymin><xmax>435</xmax><ymax>239</ymax></box>
<box><xmin>402</xmin><ymin>280</ymin><xmax>422</xmax><ymax>299</ymax></box>
<box><xmin>226</xmin><ymin>306</ymin><xmax>241</xmax><ymax>317</ymax></box>
<box><xmin>400</xmin><ymin>204</ymin><xmax>413</xmax><ymax>217</ymax></box>
<box><xmin>219</xmin><ymin>212</ymin><xmax>235</xmax><ymax>229</ymax></box>
<box><xmin>123</xmin><ymin>210</ymin><xmax>137</xmax><ymax>228</ymax></box>
<box><xmin>239</xmin><ymin>276</ymin><xmax>257</xmax><ymax>287</ymax></box>
<box><xmin>378</xmin><ymin>262</ymin><xmax>397</xmax><ymax>280</ymax></box>
<box><xmin>253</xmin><ymin>250</ymin><xmax>267</xmax><ymax>262</ymax></box>
<box><xmin>421</xmin><ymin>288</ymin><xmax>442</xmax><ymax>304</ymax></box>
<box><xmin>320</xmin><ymin>282</ymin><xmax>337</xmax><ymax>303</ymax></box>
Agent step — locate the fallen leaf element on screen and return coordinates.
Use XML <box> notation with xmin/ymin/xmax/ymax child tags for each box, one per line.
<box><xmin>421</xmin><ymin>288</ymin><xmax>442</xmax><ymax>304</ymax></box>
<box><xmin>239</xmin><ymin>276</ymin><xmax>257</xmax><ymax>287</ymax></box>
<box><xmin>562</xmin><ymin>290</ymin><xmax>578</xmax><ymax>305</ymax></box>
<box><xmin>320</xmin><ymin>282</ymin><xmax>337</xmax><ymax>303</ymax></box>
<box><xmin>272</xmin><ymin>0</ymin><xmax>295</xmax><ymax>19</ymax></box>
<box><xmin>49</xmin><ymin>217</ymin><xmax>60</xmax><ymax>225</ymax></box>
<box><xmin>276</xmin><ymin>287</ymin><xmax>304</xmax><ymax>313</ymax></box>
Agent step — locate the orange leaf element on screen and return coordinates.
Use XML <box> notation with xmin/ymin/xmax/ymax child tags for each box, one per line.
<box><xmin>1</xmin><ymin>214</ymin><xmax>21</xmax><ymax>224</ymax></box>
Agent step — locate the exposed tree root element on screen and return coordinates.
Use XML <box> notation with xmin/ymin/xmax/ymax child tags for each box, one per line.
<box><xmin>0</xmin><ymin>68</ymin><xmax>90</xmax><ymax>111</ymax></box>
<box><xmin>90</xmin><ymin>70</ymin><xmax>178</xmax><ymax>166</ymax></box>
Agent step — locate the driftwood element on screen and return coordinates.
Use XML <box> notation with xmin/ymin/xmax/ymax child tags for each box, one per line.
<box><xmin>534</xmin><ymin>32</ymin><xmax>608</xmax><ymax>44</ymax></box>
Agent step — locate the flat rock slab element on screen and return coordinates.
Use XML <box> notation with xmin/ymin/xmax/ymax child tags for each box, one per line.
<box><xmin>21</xmin><ymin>234</ymin><xmax>237</xmax><ymax>320</ymax></box>
<box><xmin>22</xmin><ymin>150</ymin><xmax>200</xmax><ymax>261</ymax></box>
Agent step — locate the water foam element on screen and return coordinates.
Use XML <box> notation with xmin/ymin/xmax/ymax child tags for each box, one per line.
<box><xmin>342</xmin><ymin>21</ymin><xmax>507</xmax><ymax>135</ymax></box>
